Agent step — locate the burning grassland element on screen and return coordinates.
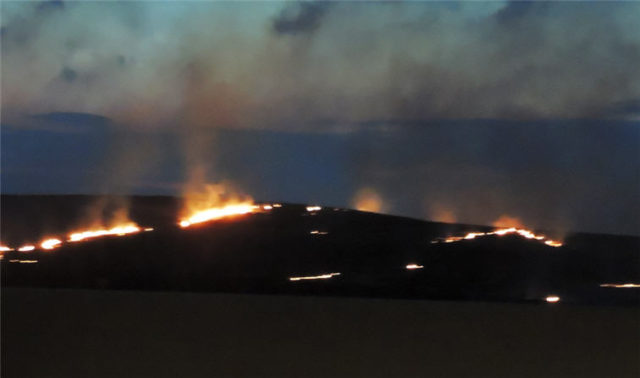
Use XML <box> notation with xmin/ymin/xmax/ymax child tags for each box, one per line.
<box><xmin>40</xmin><ymin>238</ymin><xmax>62</xmax><ymax>250</ymax></box>
<box><xmin>433</xmin><ymin>227</ymin><xmax>563</xmax><ymax>248</ymax></box>
<box><xmin>0</xmin><ymin>188</ymin><xmax>278</xmax><ymax>254</ymax></box>
<box><xmin>68</xmin><ymin>224</ymin><xmax>144</xmax><ymax>242</ymax></box>
<box><xmin>179</xmin><ymin>203</ymin><xmax>259</xmax><ymax>228</ymax></box>
<box><xmin>179</xmin><ymin>183</ymin><xmax>262</xmax><ymax>228</ymax></box>
<box><xmin>1</xmin><ymin>200</ymin><xmax>569</xmax><ymax>263</ymax></box>
<box><xmin>0</xmin><ymin>223</ymin><xmax>150</xmax><ymax>255</ymax></box>
<box><xmin>64</xmin><ymin>202</ymin><xmax>151</xmax><ymax>244</ymax></box>
<box><xmin>1</xmin><ymin>204</ymin><xmax>152</xmax><ymax>254</ymax></box>
<box><xmin>66</xmin><ymin>198</ymin><xmax>151</xmax><ymax>243</ymax></box>
<box><xmin>430</xmin><ymin>214</ymin><xmax>564</xmax><ymax>248</ymax></box>
<box><xmin>178</xmin><ymin>202</ymin><xmax>282</xmax><ymax>228</ymax></box>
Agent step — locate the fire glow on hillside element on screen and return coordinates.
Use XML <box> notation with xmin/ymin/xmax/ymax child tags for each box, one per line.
<box><xmin>69</xmin><ymin>224</ymin><xmax>143</xmax><ymax>242</ymax></box>
<box><xmin>40</xmin><ymin>238</ymin><xmax>62</xmax><ymax>250</ymax></box>
<box><xmin>178</xmin><ymin>184</ymin><xmax>267</xmax><ymax>228</ymax></box>
<box><xmin>1</xmin><ymin>223</ymin><xmax>150</xmax><ymax>255</ymax></box>
<box><xmin>179</xmin><ymin>203</ymin><xmax>258</xmax><ymax>228</ymax></box>
<box><xmin>434</xmin><ymin>227</ymin><xmax>563</xmax><ymax>248</ymax></box>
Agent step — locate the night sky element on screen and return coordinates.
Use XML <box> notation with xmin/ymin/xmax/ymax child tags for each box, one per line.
<box><xmin>1</xmin><ymin>1</ymin><xmax>639</xmax><ymax>235</ymax></box>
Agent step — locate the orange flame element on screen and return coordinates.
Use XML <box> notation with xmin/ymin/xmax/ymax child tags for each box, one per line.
<box><xmin>179</xmin><ymin>183</ymin><xmax>258</xmax><ymax>228</ymax></box>
<box><xmin>40</xmin><ymin>238</ymin><xmax>62</xmax><ymax>250</ymax></box>
<box><xmin>0</xmin><ymin>245</ymin><xmax>14</xmax><ymax>252</ymax></box>
<box><xmin>18</xmin><ymin>245</ymin><xmax>36</xmax><ymax>252</ymax></box>
<box><xmin>179</xmin><ymin>203</ymin><xmax>257</xmax><ymax>228</ymax></box>
<box><xmin>406</xmin><ymin>264</ymin><xmax>424</xmax><ymax>270</ymax></box>
<box><xmin>69</xmin><ymin>224</ymin><xmax>142</xmax><ymax>242</ymax></box>
<box><xmin>437</xmin><ymin>227</ymin><xmax>563</xmax><ymax>248</ymax></box>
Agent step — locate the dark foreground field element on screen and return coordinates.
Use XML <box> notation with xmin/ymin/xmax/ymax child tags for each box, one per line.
<box><xmin>3</xmin><ymin>288</ymin><xmax>639</xmax><ymax>378</ymax></box>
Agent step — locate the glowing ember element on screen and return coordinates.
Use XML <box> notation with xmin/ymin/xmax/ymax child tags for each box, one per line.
<box><xmin>1</xmin><ymin>245</ymin><xmax>14</xmax><ymax>252</ymax></box>
<box><xmin>272</xmin><ymin>204</ymin><xmax>282</xmax><ymax>208</ymax></box>
<box><xmin>436</xmin><ymin>227</ymin><xmax>563</xmax><ymax>248</ymax></box>
<box><xmin>289</xmin><ymin>272</ymin><xmax>341</xmax><ymax>281</ymax></box>
<box><xmin>406</xmin><ymin>264</ymin><xmax>424</xmax><ymax>270</ymax></box>
<box><xmin>18</xmin><ymin>245</ymin><xmax>36</xmax><ymax>252</ymax></box>
<box><xmin>262</xmin><ymin>205</ymin><xmax>273</xmax><ymax>210</ymax></box>
<box><xmin>600</xmin><ymin>283</ymin><xmax>640</xmax><ymax>288</ymax></box>
<box><xmin>306</xmin><ymin>206</ymin><xmax>322</xmax><ymax>212</ymax></box>
<box><xmin>40</xmin><ymin>238</ymin><xmax>62</xmax><ymax>250</ymax></box>
<box><xmin>144</xmin><ymin>227</ymin><xmax>154</xmax><ymax>232</ymax></box>
<box><xmin>9</xmin><ymin>259</ymin><xmax>38</xmax><ymax>264</ymax></box>
<box><xmin>545</xmin><ymin>295</ymin><xmax>560</xmax><ymax>303</ymax></box>
<box><xmin>179</xmin><ymin>203</ymin><xmax>257</xmax><ymax>228</ymax></box>
<box><xmin>310</xmin><ymin>230</ymin><xmax>329</xmax><ymax>235</ymax></box>
<box><xmin>69</xmin><ymin>224</ymin><xmax>142</xmax><ymax>242</ymax></box>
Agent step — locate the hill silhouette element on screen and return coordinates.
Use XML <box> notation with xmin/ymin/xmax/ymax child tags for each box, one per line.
<box><xmin>2</xmin><ymin>195</ymin><xmax>638</xmax><ymax>305</ymax></box>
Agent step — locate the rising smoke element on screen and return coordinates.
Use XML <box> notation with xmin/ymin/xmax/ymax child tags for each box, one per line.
<box><xmin>1</xmin><ymin>1</ymin><xmax>639</xmax><ymax>233</ymax></box>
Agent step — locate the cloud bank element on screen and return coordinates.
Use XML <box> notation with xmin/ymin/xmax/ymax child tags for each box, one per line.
<box><xmin>2</xmin><ymin>1</ymin><xmax>639</xmax><ymax>129</ymax></box>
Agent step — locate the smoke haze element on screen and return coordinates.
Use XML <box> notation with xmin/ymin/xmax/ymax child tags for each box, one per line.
<box><xmin>2</xmin><ymin>1</ymin><xmax>639</xmax><ymax>235</ymax></box>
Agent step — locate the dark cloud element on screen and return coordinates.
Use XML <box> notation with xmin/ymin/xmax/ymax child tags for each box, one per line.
<box><xmin>60</xmin><ymin>66</ymin><xmax>77</xmax><ymax>82</ymax></box>
<box><xmin>3</xmin><ymin>2</ymin><xmax>639</xmax><ymax>123</ymax></box>
<box><xmin>272</xmin><ymin>2</ymin><xmax>331</xmax><ymax>36</ymax></box>
<box><xmin>36</xmin><ymin>1</ymin><xmax>65</xmax><ymax>13</ymax></box>
<box><xmin>494</xmin><ymin>1</ymin><xmax>539</xmax><ymax>26</ymax></box>
<box><xmin>0</xmin><ymin>19</ymin><xmax>31</xmax><ymax>48</ymax></box>
<box><xmin>604</xmin><ymin>98</ymin><xmax>640</xmax><ymax>119</ymax></box>
<box><xmin>1</xmin><ymin>1</ymin><xmax>66</xmax><ymax>52</ymax></box>
<box><xmin>31</xmin><ymin>112</ymin><xmax>111</xmax><ymax>125</ymax></box>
